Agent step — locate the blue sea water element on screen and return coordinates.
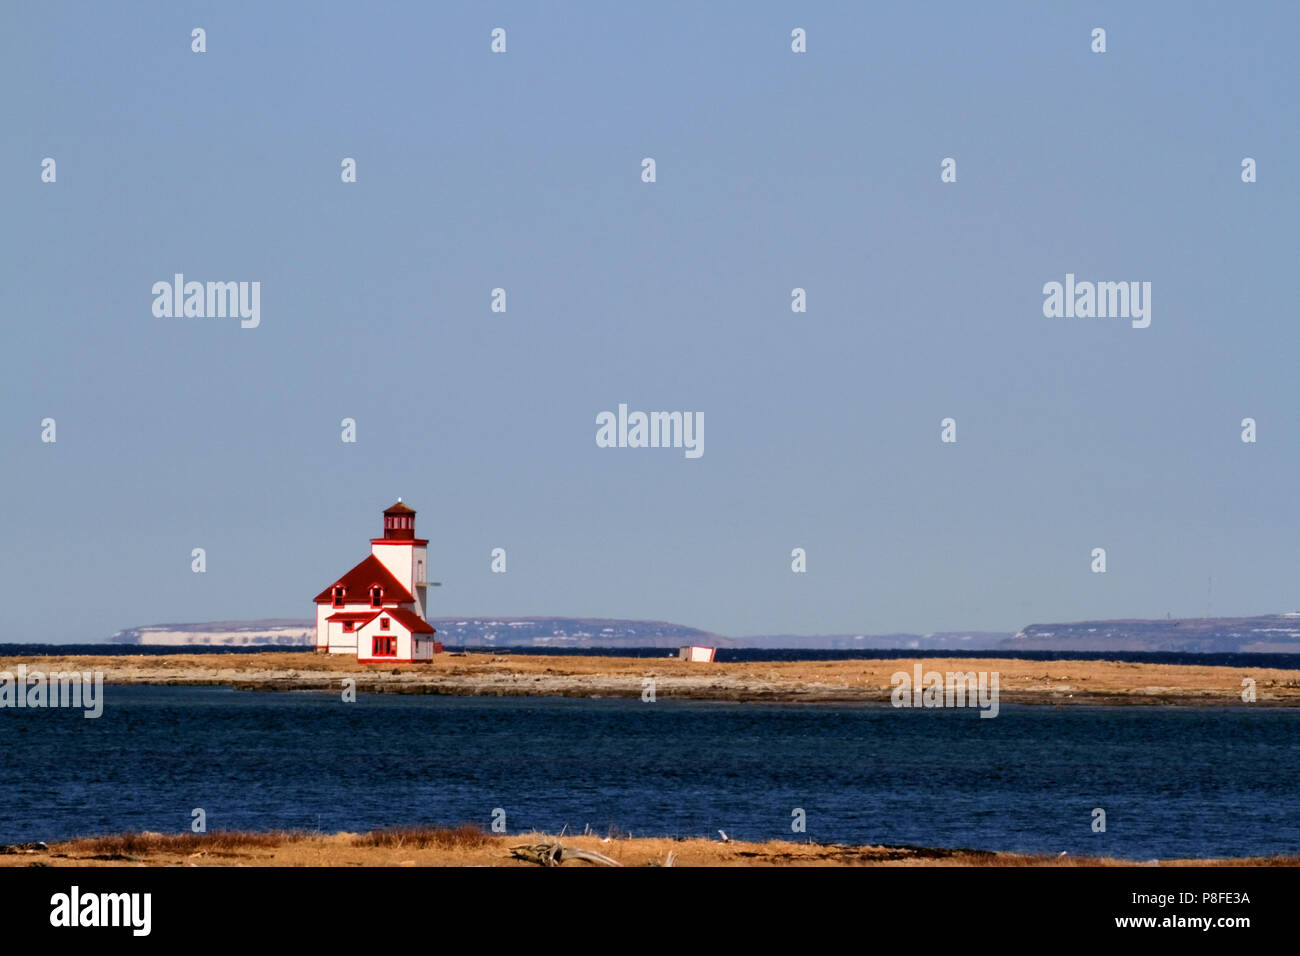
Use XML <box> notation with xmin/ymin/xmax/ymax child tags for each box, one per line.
<box><xmin>1</xmin><ymin>685</ymin><xmax>1297</xmax><ymax>859</ymax></box>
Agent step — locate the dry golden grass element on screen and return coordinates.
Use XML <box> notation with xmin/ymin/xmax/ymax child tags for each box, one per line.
<box><xmin>352</xmin><ymin>824</ymin><xmax>492</xmax><ymax>850</ymax></box>
<box><xmin>1</xmin><ymin>650</ymin><xmax>1296</xmax><ymax>705</ymax></box>
<box><xmin>4</xmin><ymin>829</ymin><xmax>1296</xmax><ymax>867</ymax></box>
<box><xmin>63</xmin><ymin>830</ymin><xmax>313</xmax><ymax>856</ymax></box>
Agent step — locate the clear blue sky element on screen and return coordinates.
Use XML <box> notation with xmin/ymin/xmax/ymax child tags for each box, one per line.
<box><xmin>3</xmin><ymin>2</ymin><xmax>1297</xmax><ymax>642</ymax></box>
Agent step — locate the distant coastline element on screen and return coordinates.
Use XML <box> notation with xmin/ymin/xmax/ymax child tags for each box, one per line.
<box><xmin>103</xmin><ymin>613</ymin><xmax>1300</xmax><ymax>654</ymax></box>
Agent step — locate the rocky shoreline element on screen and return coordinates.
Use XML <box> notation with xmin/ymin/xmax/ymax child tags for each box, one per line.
<box><xmin>2</xmin><ymin>651</ymin><xmax>1298</xmax><ymax>706</ymax></box>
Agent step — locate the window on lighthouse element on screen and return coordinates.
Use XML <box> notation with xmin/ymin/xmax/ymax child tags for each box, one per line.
<box><xmin>332</xmin><ymin>587</ymin><xmax>345</xmax><ymax>609</ymax></box>
<box><xmin>370</xmin><ymin>587</ymin><xmax>382</xmax><ymax>608</ymax></box>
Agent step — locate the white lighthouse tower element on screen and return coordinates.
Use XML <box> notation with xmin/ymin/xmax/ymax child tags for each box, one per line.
<box><xmin>369</xmin><ymin>499</ymin><xmax>429</xmax><ymax>618</ymax></box>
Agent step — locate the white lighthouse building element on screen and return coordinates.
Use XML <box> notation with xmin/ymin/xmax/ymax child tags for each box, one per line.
<box><xmin>313</xmin><ymin>500</ymin><xmax>438</xmax><ymax>661</ymax></box>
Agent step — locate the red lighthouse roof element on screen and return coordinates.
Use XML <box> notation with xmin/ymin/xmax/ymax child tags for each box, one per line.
<box><xmin>313</xmin><ymin>554</ymin><xmax>415</xmax><ymax>605</ymax></box>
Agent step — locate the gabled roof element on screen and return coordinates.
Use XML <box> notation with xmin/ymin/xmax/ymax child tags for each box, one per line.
<box><xmin>379</xmin><ymin>607</ymin><xmax>436</xmax><ymax>634</ymax></box>
<box><xmin>313</xmin><ymin>554</ymin><xmax>416</xmax><ymax>605</ymax></box>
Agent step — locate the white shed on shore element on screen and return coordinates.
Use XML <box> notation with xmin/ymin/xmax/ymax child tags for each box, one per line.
<box><xmin>678</xmin><ymin>645</ymin><xmax>716</xmax><ymax>662</ymax></box>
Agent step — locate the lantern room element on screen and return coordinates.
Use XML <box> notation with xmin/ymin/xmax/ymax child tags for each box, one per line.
<box><xmin>382</xmin><ymin>499</ymin><xmax>417</xmax><ymax>540</ymax></box>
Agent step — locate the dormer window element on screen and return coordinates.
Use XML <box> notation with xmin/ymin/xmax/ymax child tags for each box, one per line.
<box><xmin>332</xmin><ymin>587</ymin><xmax>345</xmax><ymax>609</ymax></box>
<box><xmin>370</xmin><ymin>586</ymin><xmax>382</xmax><ymax>608</ymax></box>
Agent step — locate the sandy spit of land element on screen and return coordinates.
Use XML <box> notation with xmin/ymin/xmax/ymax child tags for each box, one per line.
<box><xmin>3</xmin><ymin>829</ymin><xmax>1296</xmax><ymax>867</ymax></box>
<box><xmin>1</xmin><ymin>651</ymin><xmax>1297</xmax><ymax>706</ymax></box>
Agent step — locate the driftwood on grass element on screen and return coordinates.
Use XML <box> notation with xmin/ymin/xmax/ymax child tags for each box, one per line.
<box><xmin>509</xmin><ymin>840</ymin><xmax>623</xmax><ymax>867</ymax></box>
<box><xmin>0</xmin><ymin>842</ymin><xmax>48</xmax><ymax>855</ymax></box>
